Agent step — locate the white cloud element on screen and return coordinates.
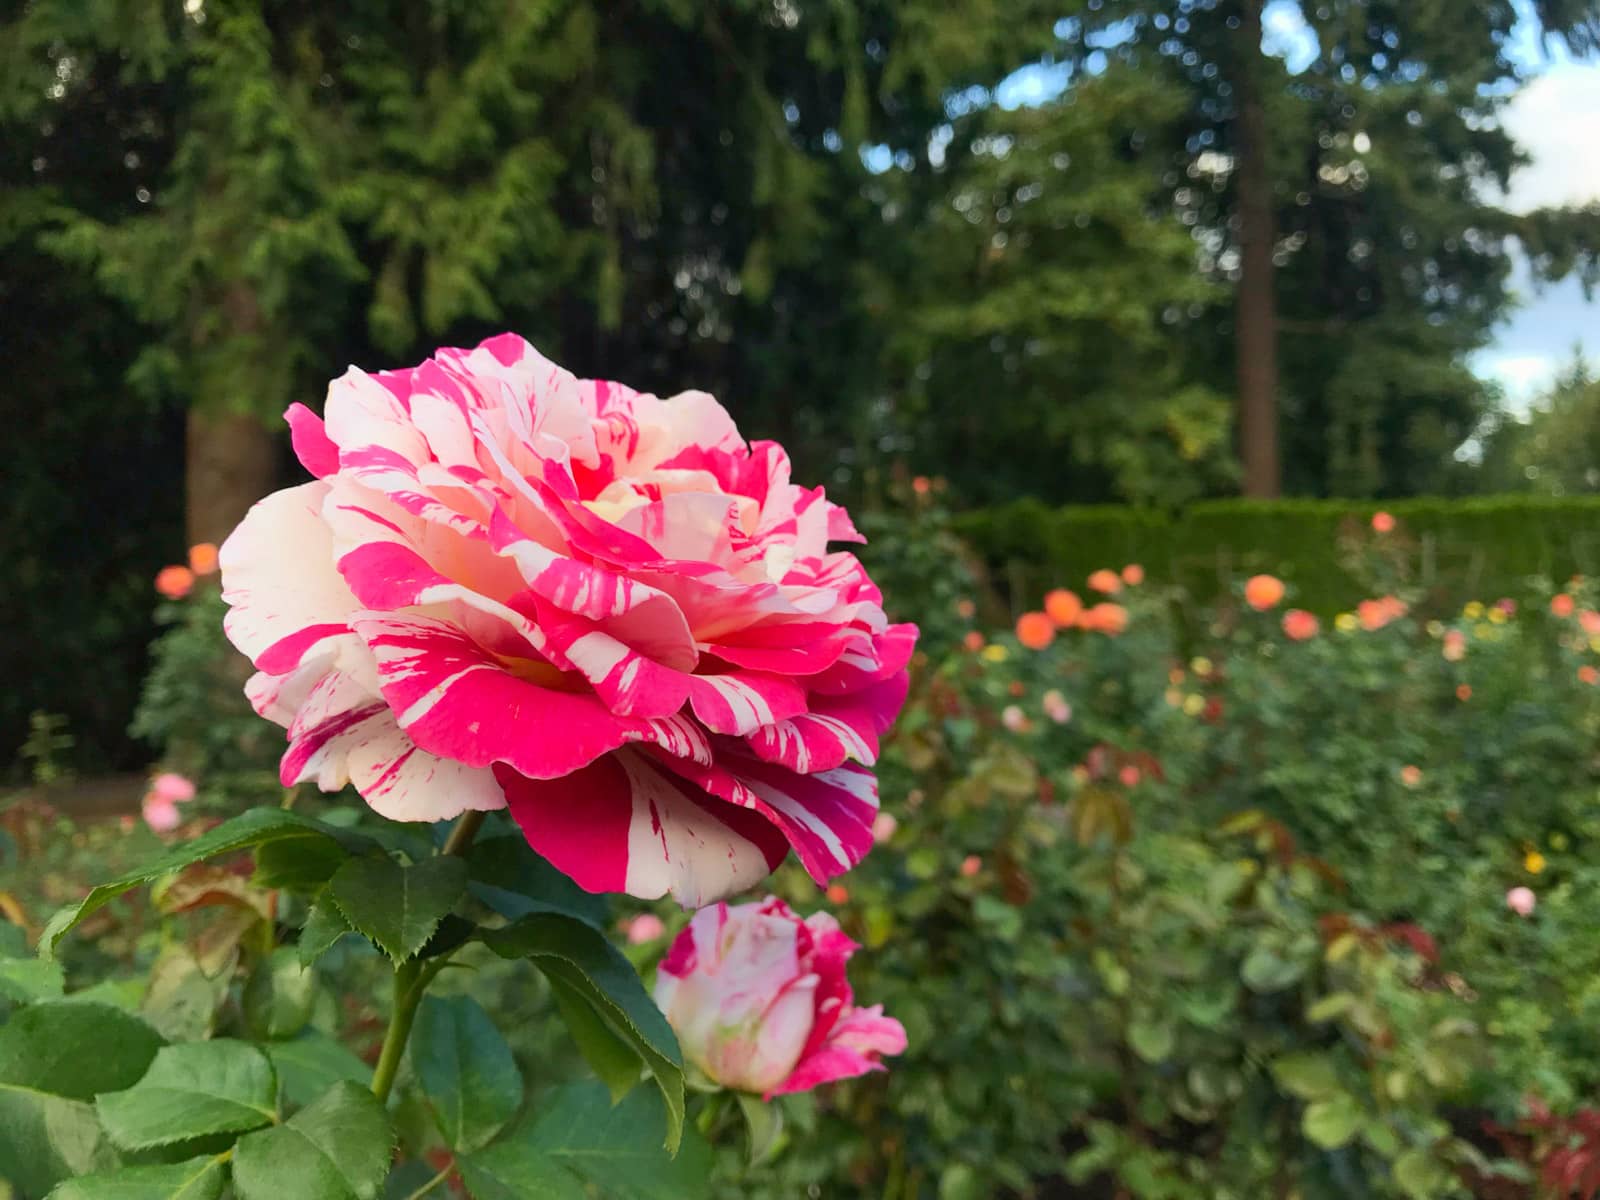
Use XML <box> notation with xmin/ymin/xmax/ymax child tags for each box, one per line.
<box><xmin>1499</xmin><ymin>63</ymin><xmax>1600</xmax><ymax>213</ymax></box>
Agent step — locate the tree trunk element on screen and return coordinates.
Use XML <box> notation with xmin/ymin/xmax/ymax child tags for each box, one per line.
<box><xmin>185</xmin><ymin>407</ymin><xmax>277</xmax><ymax>548</ymax></box>
<box><xmin>1233</xmin><ymin>0</ymin><xmax>1282</xmax><ymax>498</ymax></box>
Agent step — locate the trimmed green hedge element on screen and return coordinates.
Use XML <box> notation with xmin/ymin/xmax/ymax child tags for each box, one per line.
<box><xmin>956</xmin><ymin>495</ymin><xmax>1600</xmax><ymax>614</ymax></box>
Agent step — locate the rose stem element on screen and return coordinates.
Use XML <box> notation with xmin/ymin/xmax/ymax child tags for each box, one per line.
<box><xmin>370</xmin><ymin>808</ymin><xmax>487</xmax><ymax>1103</ymax></box>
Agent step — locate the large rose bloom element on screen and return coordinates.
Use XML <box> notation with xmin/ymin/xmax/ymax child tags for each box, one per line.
<box><xmin>653</xmin><ymin>897</ymin><xmax>906</xmax><ymax>1096</ymax></box>
<box><xmin>220</xmin><ymin>335</ymin><xmax>915</xmax><ymax>905</ymax></box>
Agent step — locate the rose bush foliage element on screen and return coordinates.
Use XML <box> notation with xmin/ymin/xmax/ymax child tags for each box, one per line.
<box><xmin>20</xmin><ymin>476</ymin><xmax>1600</xmax><ymax>1198</ymax></box>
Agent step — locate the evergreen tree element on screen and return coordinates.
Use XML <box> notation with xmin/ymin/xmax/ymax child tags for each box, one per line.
<box><xmin>1063</xmin><ymin>0</ymin><xmax>1600</xmax><ymax>497</ymax></box>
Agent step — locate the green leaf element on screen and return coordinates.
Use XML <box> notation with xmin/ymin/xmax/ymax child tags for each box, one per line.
<box><xmin>0</xmin><ymin>1091</ymin><xmax>117</xmax><ymax>1198</ymax></box>
<box><xmin>464</xmin><ymin>837</ymin><xmax>608</xmax><ymax>929</ymax></box>
<box><xmin>45</xmin><ymin>1154</ymin><xmax>226</xmax><ymax>1200</ymax></box>
<box><xmin>231</xmin><ymin>1081</ymin><xmax>393</xmax><ymax>1200</ymax></box>
<box><xmin>265</xmin><ymin>1030</ymin><xmax>371</xmax><ymax>1111</ymax></box>
<box><xmin>97</xmin><ymin>1040</ymin><xmax>278</xmax><ymax>1150</ymax></box>
<box><xmin>456</xmin><ymin>1148</ymin><xmax>587</xmax><ymax>1200</ymax></box>
<box><xmin>547</xmin><ymin>972</ymin><xmax>643</xmax><ymax>1103</ymax></box>
<box><xmin>140</xmin><ymin>946</ymin><xmax>230</xmax><ymax>1043</ymax></box>
<box><xmin>0</xmin><ymin>953</ymin><xmax>65</xmax><ymax>1002</ymax></box>
<box><xmin>1240</xmin><ymin>944</ymin><xmax>1307</xmax><ymax>993</ymax></box>
<box><xmin>254</xmin><ymin>838</ymin><xmax>351</xmax><ymax>893</ymax></box>
<box><xmin>328</xmin><ymin>856</ymin><xmax>467</xmax><ymax>964</ymax></box>
<box><xmin>299</xmin><ymin>892</ymin><xmax>356</xmax><ymax>968</ymax></box>
<box><xmin>243</xmin><ymin>948</ymin><xmax>318</xmax><ymax>1041</ymax></box>
<box><xmin>1392</xmin><ymin>1147</ymin><xmax>1453</xmax><ymax>1197</ymax></box>
<box><xmin>410</xmin><ymin>994</ymin><xmax>523</xmax><ymax>1153</ymax></box>
<box><xmin>1306</xmin><ymin>992</ymin><xmax>1356</xmax><ymax>1023</ymax></box>
<box><xmin>1127</xmin><ymin>1018</ymin><xmax>1175</xmax><ymax>1064</ymax></box>
<box><xmin>735</xmin><ymin>1092</ymin><xmax>785</xmax><ymax>1166</ymax></box>
<box><xmin>42</xmin><ymin>810</ymin><xmax>376</xmax><ymax>954</ymax></box>
<box><xmin>1271</xmin><ymin>1052</ymin><xmax>1342</xmax><ymax>1101</ymax></box>
<box><xmin>0</xmin><ymin>1002</ymin><xmax>162</xmax><ymax>1195</ymax></box>
<box><xmin>0</xmin><ymin>1001</ymin><xmax>166</xmax><ymax>1100</ymax></box>
<box><xmin>480</xmin><ymin>915</ymin><xmax>684</xmax><ymax>1152</ymax></box>
<box><xmin>1303</xmin><ymin>1093</ymin><xmax>1364</xmax><ymax>1150</ymax></box>
<box><xmin>458</xmin><ymin>1082</ymin><xmax>711</xmax><ymax>1200</ymax></box>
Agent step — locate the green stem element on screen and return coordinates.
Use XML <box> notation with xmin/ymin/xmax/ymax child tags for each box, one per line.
<box><xmin>399</xmin><ymin>1158</ymin><xmax>455</xmax><ymax>1200</ymax></box>
<box><xmin>371</xmin><ymin>959</ymin><xmax>424</xmax><ymax>1103</ymax></box>
<box><xmin>442</xmin><ymin>808</ymin><xmax>486</xmax><ymax>857</ymax></box>
<box><xmin>370</xmin><ymin>810</ymin><xmax>486</xmax><ymax>1103</ymax></box>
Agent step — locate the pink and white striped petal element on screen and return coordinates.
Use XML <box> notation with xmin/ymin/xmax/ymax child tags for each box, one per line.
<box><xmin>351</xmin><ymin>613</ymin><xmax>645</xmax><ymax>781</ymax></box>
<box><xmin>766</xmin><ymin>1004</ymin><xmax>908</xmax><ymax>1098</ymax></box>
<box><xmin>745</xmin><ymin>672</ymin><xmax>910</xmax><ymax>773</ymax></box>
<box><xmin>496</xmin><ymin>751</ymin><xmax>788</xmax><ymax>906</ymax></box>
<box><xmin>654</xmin><ymin>751</ymin><xmax>878</xmax><ymax>885</ymax></box>
<box><xmin>219</xmin><ymin>483</ymin><xmax>360</xmax><ymax>671</ymax></box>
<box><xmin>684</xmin><ymin>672</ymin><xmax>808</xmax><ymax>736</ymax></box>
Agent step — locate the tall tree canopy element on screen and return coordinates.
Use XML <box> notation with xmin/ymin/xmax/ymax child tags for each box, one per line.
<box><xmin>1054</xmin><ymin>0</ymin><xmax>1600</xmax><ymax>497</ymax></box>
<box><xmin>4</xmin><ymin>0</ymin><xmax>1600</xmax><ymax>766</ymax></box>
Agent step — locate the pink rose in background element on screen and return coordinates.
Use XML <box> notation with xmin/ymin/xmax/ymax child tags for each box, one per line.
<box><xmin>142</xmin><ymin>798</ymin><xmax>181</xmax><ymax>833</ymax></box>
<box><xmin>220</xmin><ymin>335</ymin><xmax>916</xmax><ymax>905</ymax></box>
<box><xmin>150</xmin><ymin>772</ymin><xmax>197</xmax><ymax>805</ymax></box>
<box><xmin>625</xmin><ymin>913</ymin><xmax>667</xmax><ymax>944</ymax></box>
<box><xmin>653</xmin><ymin>898</ymin><xmax>906</xmax><ymax>1097</ymax></box>
<box><xmin>1507</xmin><ymin>886</ymin><xmax>1536</xmax><ymax>917</ymax></box>
<box><xmin>1042</xmin><ymin>689</ymin><xmax>1072</xmax><ymax>724</ymax></box>
<box><xmin>871</xmin><ymin>812</ymin><xmax>899</xmax><ymax>844</ymax></box>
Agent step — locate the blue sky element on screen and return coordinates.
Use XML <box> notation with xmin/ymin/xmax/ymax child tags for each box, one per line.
<box><xmin>986</xmin><ymin>1</ymin><xmax>1600</xmax><ymax>411</ymax></box>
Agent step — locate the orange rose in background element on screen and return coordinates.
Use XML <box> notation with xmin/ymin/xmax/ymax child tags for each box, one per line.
<box><xmin>188</xmin><ymin>542</ymin><xmax>219</xmax><ymax>575</ymax></box>
<box><xmin>1244</xmin><ymin>574</ymin><xmax>1285</xmax><ymax>611</ymax></box>
<box><xmin>1551</xmin><ymin>593</ymin><xmax>1575</xmax><ymax>618</ymax></box>
<box><xmin>154</xmin><ymin>565</ymin><xmax>195</xmax><ymax>599</ymax></box>
<box><xmin>1359</xmin><ymin>595</ymin><xmax>1406</xmax><ymax>631</ymax></box>
<box><xmin>1371</xmin><ymin>511</ymin><xmax>1395</xmax><ymax>533</ymax></box>
<box><xmin>1087</xmin><ymin>569</ymin><xmax>1123</xmax><ymax>595</ymax></box>
<box><xmin>1121</xmin><ymin>564</ymin><xmax>1145</xmax><ymax>586</ymax></box>
<box><xmin>1015</xmin><ymin>612</ymin><xmax>1055</xmax><ymax>650</ymax></box>
<box><xmin>1083</xmin><ymin>603</ymin><xmax>1129</xmax><ymax>635</ymax></box>
<box><xmin>1044</xmin><ymin>589</ymin><xmax>1083</xmax><ymax>627</ymax></box>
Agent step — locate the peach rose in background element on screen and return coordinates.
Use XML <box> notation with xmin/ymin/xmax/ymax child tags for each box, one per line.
<box><xmin>1506</xmin><ymin>886</ymin><xmax>1536</xmax><ymax>917</ymax></box>
<box><xmin>1281</xmin><ymin>609</ymin><xmax>1319</xmax><ymax>640</ymax></box>
<box><xmin>654</xmin><ymin>898</ymin><xmax>906</xmax><ymax>1097</ymax></box>
<box><xmin>220</xmin><ymin>335</ymin><xmax>915</xmax><ymax>906</ymax></box>
<box><xmin>1371</xmin><ymin>511</ymin><xmax>1395</xmax><ymax>534</ymax></box>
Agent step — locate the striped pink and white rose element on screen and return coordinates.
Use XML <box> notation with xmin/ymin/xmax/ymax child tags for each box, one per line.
<box><xmin>219</xmin><ymin>334</ymin><xmax>915</xmax><ymax>906</ymax></box>
<box><xmin>653</xmin><ymin>897</ymin><xmax>906</xmax><ymax>1096</ymax></box>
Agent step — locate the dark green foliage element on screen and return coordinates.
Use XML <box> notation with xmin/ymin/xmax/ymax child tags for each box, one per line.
<box><xmin>229</xmin><ymin>1081</ymin><xmax>393</xmax><ymax>1200</ymax></box>
<box><xmin>96</xmin><ymin>1040</ymin><xmax>278</xmax><ymax>1150</ymax></box>
<box><xmin>481</xmin><ymin>913</ymin><xmax>685</xmax><ymax>1152</ymax></box>
<box><xmin>326</xmin><ymin>855</ymin><xmax>467</xmax><ymax>965</ymax></box>
<box><xmin>410</xmin><ymin>995</ymin><xmax>523</xmax><ymax>1153</ymax></box>
<box><xmin>459</xmin><ymin>1082</ymin><xmax>712</xmax><ymax>1200</ymax></box>
<box><xmin>960</xmin><ymin>493</ymin><xmax>1600</xmax><ymax>613</ymax></box>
